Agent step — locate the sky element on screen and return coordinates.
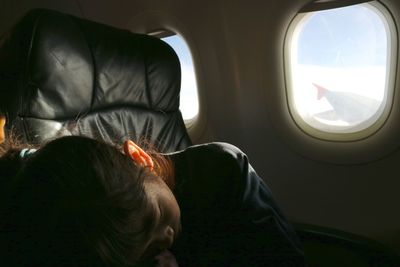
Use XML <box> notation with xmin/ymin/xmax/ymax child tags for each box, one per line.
<box><xmin>297</xmin><ymin>4</ymin><xmax>387</xmax><ymax>67</ymax></box>
<box><xmin>162</xmin><ymin>35</ymin><xmax>199</xmax><ymax>120</ymax></box>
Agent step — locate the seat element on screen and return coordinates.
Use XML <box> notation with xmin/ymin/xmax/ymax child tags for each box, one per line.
<box><xmin>295</xmin><ymin>223</ymin><xmax>400</xmax><ymax>267</ymax></box>
<box><xmin>0</xmin><ymin>8</ymin><xmax>191</xmax><ymax>152</ymax></box>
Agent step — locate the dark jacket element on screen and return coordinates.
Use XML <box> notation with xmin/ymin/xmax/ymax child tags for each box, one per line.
<box><xmin>168</xmin><ymin>142</ymin><xmax>306</xmax><ymax>267</ymax></box>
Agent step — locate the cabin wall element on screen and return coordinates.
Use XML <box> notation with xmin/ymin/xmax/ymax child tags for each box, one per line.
<box><xmin>1</xmin><ymin>0</ymin><xmax>400</xmax><ymax>253</ymax></box>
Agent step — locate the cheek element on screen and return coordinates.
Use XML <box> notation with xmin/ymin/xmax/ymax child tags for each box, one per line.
<box><xmin>165</xmin><ymin>191</ymin><xmax>181</xmax><ymax>219</ymax></box>
<box><xmin>172</xmin><ymin>200</ymin><xmax>181</xmax><ymax>220</ymax></box>
<box><xmin>167</xmin><ymin>195</ymin><xmax>181</xmax><ymax>235</ymax></box>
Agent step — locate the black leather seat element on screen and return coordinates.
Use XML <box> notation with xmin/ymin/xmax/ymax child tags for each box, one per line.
<box><xmin>0</xmin><ymin>8</ymin><xmax>191</xmax><ymax>152</ymax></box>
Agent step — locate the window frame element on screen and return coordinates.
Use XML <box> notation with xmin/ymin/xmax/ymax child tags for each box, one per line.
<box><xmin>283</xmin><ymin>1</ymin><xmax>398</xmax><ymax>141</ymax></box>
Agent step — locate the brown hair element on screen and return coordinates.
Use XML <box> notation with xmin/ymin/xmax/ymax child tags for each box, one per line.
<box><xmin>0</xmin><ymin>135</ymin><xmax>174</xmax><ymax>266</ymax></box>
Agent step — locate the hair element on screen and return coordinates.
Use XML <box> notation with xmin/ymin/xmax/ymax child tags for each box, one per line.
<box><xmin>0</xmin><ymin>134</ymin><xmax>174</xmax><ymax>267</ymax></box>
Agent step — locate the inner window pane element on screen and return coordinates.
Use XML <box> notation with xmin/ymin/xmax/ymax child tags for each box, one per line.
<box><xmin>289</xmin><ymin>4</ymin><xmax>389</xmax><ymax>134</ymax></box>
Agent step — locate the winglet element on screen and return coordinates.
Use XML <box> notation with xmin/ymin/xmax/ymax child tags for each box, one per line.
<box><xmin>312</xmin><ymin>83</ymin><xmax>327</xmax><ymax>100</ymax></box>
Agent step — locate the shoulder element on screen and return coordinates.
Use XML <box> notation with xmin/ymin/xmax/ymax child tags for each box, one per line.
<box><xmin>170</xmin><ymin>142</ymin><xmax>247</xmax><ymax>165</ymax></box>
<box><xmin>202</xmin><ymin>142</ymin><xmax>246</xmax><ymax>156</ymax></box>
<box><xmin>168</xmin><ymin>142</ymin><xmax>251</xmax><ymax>183</ymax></box>
<box><xmin>169</xmin><ymin>142</ymin><xmax>250</xmax><ymax>203</ymax></box>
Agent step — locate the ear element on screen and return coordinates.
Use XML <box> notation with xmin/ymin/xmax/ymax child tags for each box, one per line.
<box><xmin>0</xmin><ymin>115</ymin><xmax>5</xmax><ymax>144</ymax></box>
<box><xmin>123</xmin><ymin>140</ymin><xmax>154</xmax><ymax>170</ymax></box>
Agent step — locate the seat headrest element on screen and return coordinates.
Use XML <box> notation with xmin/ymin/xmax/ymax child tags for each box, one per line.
<box><xmin>0</xmin><ymin>9</ymin><xmax>191</xmax><ymax>152</ymax></box>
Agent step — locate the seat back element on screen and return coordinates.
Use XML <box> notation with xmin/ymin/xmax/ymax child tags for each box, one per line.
<box><xmin>0</xmin><ymin>9</ymin><xmax>191</xmax><ymax>152</ymax></box>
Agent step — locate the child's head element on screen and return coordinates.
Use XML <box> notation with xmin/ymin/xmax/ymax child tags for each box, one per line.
<box><xmin>0</xmin><ymin>135</ymin><xmax>180</xmax><ymax>266</ymax></box>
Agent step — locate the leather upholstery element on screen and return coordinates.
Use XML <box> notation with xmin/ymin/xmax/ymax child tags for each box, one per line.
<box><xmin>0</xmin><ymin>9</ymin><xmax>191</xmax><ymax>152</ymax></box>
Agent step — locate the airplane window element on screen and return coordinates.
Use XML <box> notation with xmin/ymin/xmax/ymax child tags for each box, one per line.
<box><xmin>160</xmin><ymin>34</ymin><xmax>199</xmax><ymax>122</ymax></box>
<box><xmin>285</xmin><ymin>2</ymin><xmax>396</xmax><ymax>140</ymax></box>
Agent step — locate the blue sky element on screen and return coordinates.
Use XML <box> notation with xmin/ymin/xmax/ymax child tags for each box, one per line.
<box><xmin>163</xmin><ymin>35</ymin><xmax>193</xmax><ymax>67</ymax></box>
<box><xmin>162</xmin><ymin>35</ymin><xmax>199</xmax><ymax>120</ymax></box>
<box><xmin>297</xmin><ymin>5</ymin><xmax>387</xmax><ymax>67</ymax></box>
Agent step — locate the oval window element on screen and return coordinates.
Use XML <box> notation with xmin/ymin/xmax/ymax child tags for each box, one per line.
<box><xmin>285</xmin><ymin>2</ymin><xmax>396</xmax><ymax>140</ymax></box>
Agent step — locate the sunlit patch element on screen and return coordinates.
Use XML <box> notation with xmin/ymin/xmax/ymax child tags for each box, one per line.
<box><xmin>161</xmin><ymin>35</ymin><xmax>199</xmax><ymax>121</ymax></box>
